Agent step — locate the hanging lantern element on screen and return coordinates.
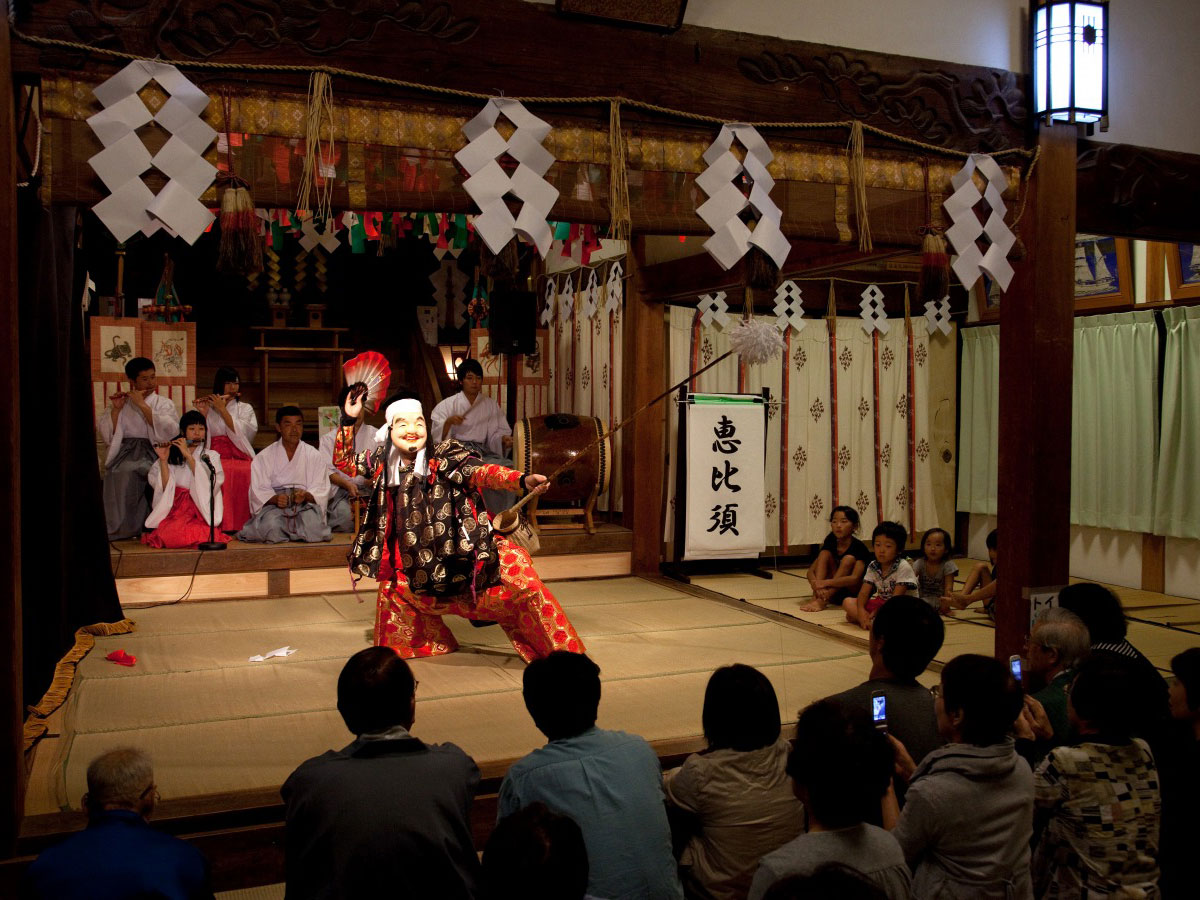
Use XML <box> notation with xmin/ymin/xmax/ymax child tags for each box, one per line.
<box><xmin>1031</xmin><ymin>1</ymin><xmax>1108</xmax><ymax>128</ymax></box>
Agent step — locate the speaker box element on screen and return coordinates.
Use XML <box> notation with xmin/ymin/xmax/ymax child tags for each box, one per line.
<box><xmin>489</xmin><ymin>289</ymin><xmax>538</xmax><ymax>355</ymax></box>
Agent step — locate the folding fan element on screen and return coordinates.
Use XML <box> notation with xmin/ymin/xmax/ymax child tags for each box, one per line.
<box><xmin>342</xmin><ymin>351</ymin><xmax>392</xmax><ymax>413</ymax></box>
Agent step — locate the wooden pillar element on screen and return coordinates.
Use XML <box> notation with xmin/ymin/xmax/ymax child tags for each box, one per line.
<box><xmin>994</xmin><ymin>123</ymin><xmax>1077</xmax><ymax>659</ymax></box>
<box><xmin>622</xmin><ymin>238</ymin><xmax>666</xmax><ymax>575</ymax></box>
<box><xmin>0</xmin><ymin>23</ymin><xmax>25</xmax><ymax>854</ymax></box>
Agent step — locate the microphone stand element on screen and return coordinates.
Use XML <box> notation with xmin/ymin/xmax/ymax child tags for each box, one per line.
<box><xmin>198</xmin><ymin>450</ymin><xmax>227</xmax><ymax>552</ymax></box>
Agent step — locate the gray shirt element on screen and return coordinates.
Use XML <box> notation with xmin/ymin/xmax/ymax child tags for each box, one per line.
<box><xmin>893</xmin><ymin>740</ymin><xmax>1034</xmax><ymax>900</ymax></box>
<box><xmin>829</xmin><ymin>677</ymin><xmax>944</xmax><ymax>769</ymax></box>
<box><xmin>748</xmin><ymin>823</ymin><xmax>912</xmax><ymax>900</ymax></box>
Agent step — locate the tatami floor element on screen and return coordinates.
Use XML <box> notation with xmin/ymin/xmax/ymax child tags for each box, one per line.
<box><xmin>27</xmin><ymin>575</ymin><xmax>881</xmax><ymax>816</ymax></box>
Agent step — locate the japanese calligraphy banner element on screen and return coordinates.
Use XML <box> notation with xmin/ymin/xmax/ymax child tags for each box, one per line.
<box><xmin>684</xmin><ymin>396</ymin><xmax>767</xmax><ymax>560</ymax></box>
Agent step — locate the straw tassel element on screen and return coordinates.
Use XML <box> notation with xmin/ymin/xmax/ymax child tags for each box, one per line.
<box><xmin>297</xmin><ymin>71</ymin><xmax>335</xmax><ymax>225</ymax></box>
<box><xmin>217</xmin><ymin>185</ymin><xmax>263</xmax><ymax>275</ymax></box>
<box><xmin>847</xmin><ymin>121</ymin><xmax>873</xmax><ymax>252</ymax></box>
<box><xmin>608</xmin><ymin>101</ymin><xmax>631</xmax><ymax>243</ymax></box>
<box><xmin>918</xmin><ymin>229</ymin><xmax>950</xmax><ymax>303</ymax></box>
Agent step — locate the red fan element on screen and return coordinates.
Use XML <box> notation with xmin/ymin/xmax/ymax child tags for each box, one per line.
<box><xmin>342</xmin><ymin>351</ymin><xmax>392</xmax><ymax>413</ymax></box>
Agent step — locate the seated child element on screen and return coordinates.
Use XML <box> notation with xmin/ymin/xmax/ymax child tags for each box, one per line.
<box><xmin>911</xmin><ymin>527</ymin><xmax>958</xmax><ymax>613</ymax></box>
<box><xmin>142</xmin><ymin>410</ymin><xmax>232</xmax><ymax>549</ymax></box>
<box><xmin>943</xmin><ymin>528</ymin><xmax>997</xmax><ymax>618</ymax></box>
<box><xmin>800</xmin><ymin>506</ymin><xmax>873</xmax><ymax>612</ymax></box>
<box><xmin>846</xmin><ymin>521</ymin><xmax>917</xmax><ymax>630</ymax></box>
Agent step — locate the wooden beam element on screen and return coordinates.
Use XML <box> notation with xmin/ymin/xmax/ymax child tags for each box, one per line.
<box><xmin>623</xmin><ymin>239</ymin><xmax>666</xmax><ymax>575</ymax></box>
<box><xmin>0</xmin><ymin>20</ymin><xmax>25</xmax><ymax>857</ymax></box>
<box><xmin>1077</xmin><ymin>140</ymin><xmax>1200</xmax><ymax>242</ymax></box>
<box><xmin>994</xmin><ymin>123</ymin><xmax>1078</xmax><ymax>660</ymax></box>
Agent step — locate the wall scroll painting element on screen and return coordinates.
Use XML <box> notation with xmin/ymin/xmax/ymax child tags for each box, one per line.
<box><xmin>1166</xmin><ymin>241</ymin><xmax>1200</xmax><ymax>300</ymax></box>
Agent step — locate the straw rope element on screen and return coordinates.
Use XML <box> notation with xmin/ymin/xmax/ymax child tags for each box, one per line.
<box><xmin>295</xmin><ymin>71</ymin><xmax>334</xmax><ymax>223</ymax></box>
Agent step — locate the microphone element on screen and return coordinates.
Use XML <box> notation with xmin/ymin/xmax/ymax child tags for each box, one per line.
<box><xmin>200</xmin><ymin>450</ymin><xmax>216</xmax><ymax>472</ymax></box>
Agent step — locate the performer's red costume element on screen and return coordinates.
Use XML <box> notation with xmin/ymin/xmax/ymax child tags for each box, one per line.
<box><xmin>334</xmin><ymin>422</ymin><xmax>584</xmax><ymax>663</ymax></box>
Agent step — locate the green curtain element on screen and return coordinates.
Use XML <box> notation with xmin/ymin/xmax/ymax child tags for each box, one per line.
<box><xmin>1153</xmin><ymin>306</ymin><xmax>1200</xmax><ymax>538</ymax></box>
<box><xmin>956</xmin><ymin>325</ymin><xmax>1000</xmax><ymax>515</ymax></box>
<box><xmin>1071</xmin><ymin>312</ymin><xmax>1159</xmax><ymax>532</ymax></box>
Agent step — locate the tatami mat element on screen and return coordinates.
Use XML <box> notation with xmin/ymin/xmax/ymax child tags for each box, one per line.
<box><xmin>43</xmin><ymin>577</ymin><xmax>876</xmax><ymax>813</ymax></box>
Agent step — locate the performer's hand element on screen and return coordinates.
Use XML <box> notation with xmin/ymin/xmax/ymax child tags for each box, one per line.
<box><xmin>131</xmin><ymin>388</ymin><xmax>151</xmax><ymax>409</ymax></box>
<box><xmin>171</xmin><ymin>437</ymin><xmax>193</xmax><ymax>459</ymax></box>
<box><xmin>208</xmin><ymin>393</ymin><xmax>227</xmax><ymax>413</ymax></box>
<box><xmin>523</xmin><ymin>473</ymin><xmax>550</xmax><ymax>495</ymax></box>
<box><xmin>111</xmin><ymin>392</ymin><xmax>128</xmax><ymax>411</ymax></box>
<box><xmin>153</xmin><ymin>442</ymin><xmax>170</xmax><ymax>461</ymax></box>
<box><xmin>502</xmin><ymin>434</ymin><xmax>513</xmax><ymax>452</ymax></box>
<box><xmin>296</xmin><ymin>490</ymin><xmax>315</xmax><ymax>505</ymax></box>
<box><xmin>888</xmin><ymin>735</ymin><xmax>917</xmax><ymax>782</ymax></box>
<box><xmin>446</xmin><ymin>414</ymin><xmax>466</xmax><ymax>428</ymax></box>
<box><xmin>346</xmin><ymin>482</ymin><xmax>359</xmax><ymax>499</ymax></box>
<box><xmin>273</xmin><ymin>493</ymin><xmax>291</xmax><ymax>509</ymax></box>
<box><xmin>343</xmin><ymin>383</ymin><xmax>368</xmax><ymax>419</ymax></box>
<box><xmin>192</xmin><ymin>397</ymin><xmax>210</xmax><ymax>413</ymax></box>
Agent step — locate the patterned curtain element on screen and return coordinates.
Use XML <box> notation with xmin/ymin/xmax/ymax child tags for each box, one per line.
<box><xmin>665</xmin><ymin>306</ymin><xmax>942</xmax><ymax>555</ymax></box>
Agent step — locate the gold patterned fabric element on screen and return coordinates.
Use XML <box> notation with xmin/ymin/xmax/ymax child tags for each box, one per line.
<box><xmin>39</xmin><ymin>75</ymin><xmax>1021</xmax><ymax>246</ymax></box>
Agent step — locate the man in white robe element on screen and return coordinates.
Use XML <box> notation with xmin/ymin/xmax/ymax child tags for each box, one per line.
<box><xmin>429</xmin><ymin>358</ymin><xmax>515</xmax><ymax>514</ymax></box>
<box><xmin>319</xmin><ymin>385</ymin><xmax>380</xmax><ymax>532</ymax></box>
<box><xmin>97</xmin><ymin>357</ymin><xmax>179</xmax><ymax>540</ymax></box>
<box><xmin>239</xmin><ymin>406</ymin><xmax>333</xmax><ymax>543</ymax></box>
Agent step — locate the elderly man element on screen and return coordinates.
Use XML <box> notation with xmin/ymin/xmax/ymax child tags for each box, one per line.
<box><xmin>429</xmin><ymin>358</ymin><xmax>516</xmax><ymax>513</ymax></box>
<box><xmin>1026</xmin><ymin>606</ymin><xmax>1090</xmax><ymax>747</ymax></box>
<box><xmin>282</xmin><ymin>647</ymin><xmax>483</xmax><ymax>899</ymax></box>
<box><xmin>24</xmin><ymin>748</ymin><xmax>211</xmax><ymax>899</ymax></box>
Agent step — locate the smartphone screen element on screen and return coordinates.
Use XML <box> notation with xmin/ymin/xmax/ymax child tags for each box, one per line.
<box><xmin>871</xmin><ymin>691</ymin><xmax>887</xmax><ymax>732</ymax></box>
<box><xmin>1009</xmin><ymin>654</ymin><xmax>1022</xmax><ymax>684</ymax></box>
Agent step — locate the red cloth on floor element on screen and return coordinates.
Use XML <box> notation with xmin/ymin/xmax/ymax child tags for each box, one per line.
<box><xmin>141</xmin><ymin>487</ymin><xmax>232</xmax><ymax>549</ymax></box>
<box><xmin>210</xmin><ymin>435</ymin><xmax>252</xmax><ymax>532</ymax></box>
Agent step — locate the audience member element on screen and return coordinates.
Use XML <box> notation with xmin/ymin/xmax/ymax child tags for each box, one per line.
<box><xmin>239</xmin><ymin>406</ymin><xmax>332</xmax><ymax>543</ymax></box>
<box><xmin>887</xmin><ymin>654</ymin><xmax>1033</xmax><ymax>899</ymax></box>
<box><xmin>910</xmin><ymin>527</ymin><xmax>958</xmax><ymax>611</ymax></box>
<box><xmin>847</xmin><ymin>522</ymin><xmax>917</xmax><ymax>630</ymax></box>
<box><xmin>801</xmin><ymin>506</ymin><xmax>872</xmax><ymax>612</ymax></box>
<box><xmin>943</xmin><ymin>527</ymin><xmax>997</xmax><ymax>616</ymax></box>
<box><xmin>98</xmin><ymin>356</ymin><xmax>179</xmax><ymax>540</ymax></box>
<box><xmin>1154</xmin><ymin>648</ymin><xmax>1200</xmax><ymax>899</ymax></box>
<box><xmin>1057</xmin><ymin>581</ymin><xmax>1169</xmax><ymax>742</ymax></box>
<box><xmin>430</xmin><ymin>358</ymin><xmax>516</xmax><ymax>513</ymax></box>
<box><xmin>24</xmin><ymin>748</ymin><xmax>212</xmax><ymax>900</ymax></box>
<box><xmin>829</xmin><ymin>596</ymin><xmax>946</xmax><ymax>773</ymax></box>
<box><xmin>1032</xmin><ymin>656</ymin><xmax>1161</xmax><ymax>898</ymax></box>
<box><xmin>748</xmin><ymin>700</ymin><xmax>911</xmax><ymax>900</ymax></box>
<box><xmin>663</xmin><ymin>664</ymin><xmax>804</xmax><ymax>900</ymax></box>
<box><xmin>498</xmin><ymin>651</ymin><xmax>683</xmax><ymax>900</ymax></box>
<box><xmin>483</xmin><ymin>803</ymin><xmax>592</xmax><ymax>900</ymax></box>
<box><xmin>194</xmin><ymin>365</ymin><xmax>257</xmax><ymax>531</ymax></box>
<box><xmin>1024</xmin><ymin>606</ymin><xmax>1090</xmax><ymax>748</ymax></box>
<box><xmin>142</xmin><ymin>410</ymin><xmax>231</xmax><ymax>549</ymax></box>
<box><xmin>319</xmin><ymin>384</ymin><xmax>380</xmax><ymax>532</ymax></box>
<box><xmin>281</xmin><ymin>648</ymin><xmax>482</xmax><ymax>899</ymax></box>
<box><xmin>760</xmin><ymin>864</ymin><xmax>888</xmax><ymax>900</ymax></box>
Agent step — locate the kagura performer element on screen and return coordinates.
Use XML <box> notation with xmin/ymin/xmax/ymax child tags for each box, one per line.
<box><xmin>334</xmin><ymin>385</ymin><xmax>585</xmax><ymax>663</ymax></box>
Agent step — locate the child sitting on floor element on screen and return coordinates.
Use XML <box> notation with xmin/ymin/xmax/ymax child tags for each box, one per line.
<box><xmin>846</xmin><ymin>521</ymin><xmax>917</xmax><ymax>630</ymax></box>
<box><xmin>800</xmin><ymin>506</ymin><xmax>874</xmax><ymax>612</ymax></box>
<box><xmin>943</xmin><ymin>528</ymin><xmax>998</xmax><ymax>618</ymax></box>
<box><xmin>911</xmin><ymin>527</ymin><xmax>958</xmax><ymax>613</ymax></box>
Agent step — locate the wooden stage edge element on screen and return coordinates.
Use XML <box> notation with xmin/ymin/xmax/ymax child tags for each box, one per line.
<box><xmin>110</xmin><ymin>526</ymin><xmax>633</xmax><ymax>606</ymax></box>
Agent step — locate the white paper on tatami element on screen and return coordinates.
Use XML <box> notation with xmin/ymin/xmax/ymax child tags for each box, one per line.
<box><xmin>944</xmin><ymin>154</ymin><xmax>1016</xmax><ymax>293</ymax></box>
<box><xmin>87</xmin><ymin>60</ymin><xmax>217</xmax><ymax>244</ymax></box>
<box><xmin>684</xmin><ymin>398</ymin><xmax>767</xmax><ymax>560</ymax></box>
<box><xmin>695</xmin><ymin>124</ymin><xmax>791</xmax><ymax>271</ymax></box>
<box><xmin>455</xmin><ymin>98</ymin><xmax>558</xmax><ymax>258</ymax></box>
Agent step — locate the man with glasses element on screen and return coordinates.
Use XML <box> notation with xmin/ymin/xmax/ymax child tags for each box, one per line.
<box><xmin>24</xmin><ymin>748</ymin><xmax>211</xmax><ymax>899</ymax></box>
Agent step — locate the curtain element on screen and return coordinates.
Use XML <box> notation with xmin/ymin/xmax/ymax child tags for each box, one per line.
<box><xmin>1153</xmin><ymin>306</ymin><xmax>1200</xmax><ymax>538</ymax></box>
<box><xmin>1071</xmin><ymin>312</ymin><xmax>1159</xmax><ymax>532</ymax></box>
<box><xmin>18</xmin><ymin>200</ymin><xmax>124</xmax><ymax>707</ymax></box>
<box><xmin>664</xmin><ymin>306</ymin><xmax>941</xmax><ymax>555</ymax></box>
<box><xmin>956</xmin><ymin>325</ymin><xmax>1000</xmax><ymax>515</ymax></box>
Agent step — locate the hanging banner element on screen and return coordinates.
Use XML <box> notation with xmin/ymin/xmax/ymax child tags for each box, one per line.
<box><xmin>684</xmin><ymin>394</ymin><xmax>767</xmax><ymax>560</ymax></box>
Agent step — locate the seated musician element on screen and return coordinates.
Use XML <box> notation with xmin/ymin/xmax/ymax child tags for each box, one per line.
<box><xmin>238</xmin><ymin>406</ymin><xmax>332</xmax><ymax>544</ymax></box>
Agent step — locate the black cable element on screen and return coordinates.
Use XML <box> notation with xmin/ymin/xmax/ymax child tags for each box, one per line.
<box><xmin>135</xmin><ymin>546</ymin><xmax>206</xmax><ymax>610</ymax></box>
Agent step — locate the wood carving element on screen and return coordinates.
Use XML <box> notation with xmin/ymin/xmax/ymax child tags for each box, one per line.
<box><xmin>13</xmin><ymin>0</ymin><xmax>1028</xmax><ymax>154</ymax></box>
<box><xmin>28</xmin><ymin>0</ymin><xmax>479</xmax><ymax>63</ymax></box>
<box><xmin>1076</xmin><ymin>140</ymin><xmax>1200</xmax><ymax>243</ymax></box>
<box><xmin>738</xmin><ymin>51</ymin><xmax>1027</xmax><ymax>151</ymax></box>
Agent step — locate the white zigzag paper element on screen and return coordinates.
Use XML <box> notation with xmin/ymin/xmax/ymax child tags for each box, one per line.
<box><xmin>698</xmin><ymin>291</ymin><xmax>730</xmax><ymax>330</ymax></box>
<box><xmin>605</xmin><ymin>261</ymin><xmax>624</xmax><ymax>314</ymax></box>
<box><xmin>455</xmin><ymin>99</ymin><xmax>559</xmax><ymax>258</ymax></box>
<box><xmin>773</xmin><ymin>280</ymin><xmax>806</xmax><ymax>333</ymax></box>
<box><xmin>859</xmin><ymin>284</ymin><xmax>889</xmax><ymax>334</ymax></box>
<box><xmin>944</xmin><ymin>154</ymin><xmax>1016</xmax><ymax>293</ymax></box>
<box><xmin>924</xmin><ymin>297</ymin><xmax>953</xmax><ymax>336</ymax></box>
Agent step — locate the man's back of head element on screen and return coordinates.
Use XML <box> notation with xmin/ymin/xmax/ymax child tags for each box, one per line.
<box><xmin>85</xmin><ymin>747</ymin><xmax>155</xmax><ymax>818</ymax></box>
<box><xmin>871</xmin><ymin>596</ymin><xmax>945</xmax><ymax>679</ymax></box>
<box><xmin>337</xmin><ymin>646</ymin><xmax>416</xmax><ymax>735</ymax></box>
<box><xmin>523</xmin><ymin>651</ymin><xmax>601</xmax><ymax>741</ymax></box>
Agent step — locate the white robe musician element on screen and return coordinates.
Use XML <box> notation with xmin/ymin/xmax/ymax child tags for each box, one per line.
<box><xmin>239</xmin><ymin>406</ymin><xmax>333</xmax><ymax>544</ymax></box>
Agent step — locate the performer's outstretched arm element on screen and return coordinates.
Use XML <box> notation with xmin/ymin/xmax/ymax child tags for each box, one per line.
<box><xmin>469</xmin><ymin>464</ymin><xmax>549</xmax><ymax>497</ymax></box>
